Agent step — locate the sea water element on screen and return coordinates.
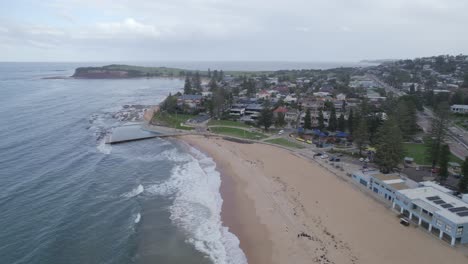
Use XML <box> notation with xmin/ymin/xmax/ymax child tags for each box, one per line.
<box><xmin>0</xmin><ymin>62</ymin><xmax>247</xmax><ymax>264</ymax></box>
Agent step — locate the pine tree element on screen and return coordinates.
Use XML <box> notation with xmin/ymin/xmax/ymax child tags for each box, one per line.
<box><xmin>438</xmin><ymin>144</ymin><xmax>450</xmax><ymax>182</ymax></box>
<box><xmin>275</xmin><ymin>112</ymin><xmax>286</xmax><ymax>128</ymax></box>
<box><xmin>184</xmin><ymin>77</ymin><xmax>192</xmax><ymax>94</ymax></box>
<box><xmin>318</xmin><ymin>110</ymin><xmax>325</xmax><ymax>130</ymax></box>
<box><xmin>328</xmin><ymin>106</ymin><xmax>337</xmax><ymax>132</ymax></box>
<box><xmin>375</xmin><ymin>118</ymin><xmax>404</xmax><ymax>173</ymax></box>
<box><xmin>459</xmin><ymin>157</ymin><xmax>468</xmax><ymax>193</ymax></box>
<box><xmin>304</xmin><ymin>109</ymin><xmax>312</xmax><ymax>129</ymax></box>
<box><xmin>258</xmin><ymin>101</ymin><xmax>273</xmax><ymax>131</ymax></box>
<box><xmin>193</xmin><ymin>72</ymin><xmax>202</xmax><ymax>94</ymax></box>
<box><xmin>208</xmin><ymin>68</ymin><xmax>211</xmax><ymax>78</ymax></box>
<box><xmin>355</xmin><ymin>117</ymin><xmax>369</xmax><ymax>156</ymax></box>
<box><xmin>348</xmin><ymin>109</ymin><xmax>354</xmax><ymax>134</ymax></box>
<box><xmin>338</xmin><ymin>113</ymin><xmax>346</xmax><ymax>132</ymax></box>
<box><xmin>425</xmin><ymin>102</ymin><xmax>450</xmax><ymax>166</ymax></box>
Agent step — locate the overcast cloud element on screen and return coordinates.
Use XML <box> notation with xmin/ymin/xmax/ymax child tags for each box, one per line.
<box><xmin>1</xmin><ymin>0</ymin><xmax>467</xmax><ymax>62</ymax></box>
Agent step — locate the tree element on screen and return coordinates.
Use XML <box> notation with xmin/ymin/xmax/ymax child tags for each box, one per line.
<box><xmin>160</xmin><ymin>93</ymin><xmax>178</xmax><ymax>114</ymax></box>
<box><xmin>374</xmin><ymin>118</ymin><xmax>404</xmax><ymax>173</ymax></box>
<box><xmin>459</xmin><ymin>157</ymin><xmax>468</xmax><ymax>193</ymax></box>
<box><xmin>318</xmin><ymin>110</ymin><xmax>325</xmax><ymax>130</ymax></box>
<box><xmin>328</xmin><ymin>106</ymin><xmax>337</xmax><ymax>131</ymax></box>
<box><xmin>184</xmin><ymin>77</ymin><xmax>193</xmax><ymax>94</ymax></box>
<box><xmin>338</xmin><ymin>113</ymin><xmax>346</xmax><ymax>132</ymax></box>
<box><xmin>258</xmin><ymin>101</ymin><xmax>273</xmax><ymax>131</ymax></box>
<box><xmin>354</xmin><ymin>118</ymin><xmax>369</xmax><ymax>156</ymax></box>
<box><xmin>208</xmin><ymin>68</ymin><xmax>211</xmax><ymax>78</ymax></box>
<box><xmin>463</xmin><ymin>73</ymin><xmax>468</xmax><ymax>88</ymax></box>
<box><xmin>348</xmin><ymin>109</ymin><xmax>354</xmax><ymax>134</ymax></box>
<box><xmin>438</xmin><ymin>144</ymin><xmax>450</xmax><ymax>182</ymax></box>
<box><xmin>425</xmin><ymin>102</ymin><xmax>451</xmax><ymax>166</ymax></box>
<box><xmin>396</xmin><ymin>99</ymin><xmax>418</xmax><ymax>139</ymax></box>
<box><xmin>275</xmin><ymin>112</ymin><xmax>287</xmax><ymax>128</ymax></box>
<box><xmin>193</xmin><ymin>72</ymin><xmax>202</xmax><ymax>94</ymax></box>
<box><xmin>304</xmin><ymin>109</ymin><xmax>312</xmax><ymax>129</ymax></box>
<box><xmin>409</xmin><ymin>83</ymin><xmax>415</xmax><ymax>94</ymax></box>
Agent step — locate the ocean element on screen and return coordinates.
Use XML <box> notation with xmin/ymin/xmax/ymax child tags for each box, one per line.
<box><xmin>0</xmin><ymin>61</ymin><xmax>368</xmax><ymax>264</ymax></box>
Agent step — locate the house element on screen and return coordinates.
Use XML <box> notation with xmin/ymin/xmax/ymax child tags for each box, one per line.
<box><xmin>451</xmin><ymin>105</ymin><xmax>468</xmax><ymax>114</ymax></box>
<box><xmin>336</xmin><ymin>93</ymin><xmax>346</xmax><ymax>101</ymax></box>
<box><xmin>285</xmin><ymin>110</ymin><xmax>299</xmax><ymax>124</ymax></box>
<box><xmin>244</xmin><ymin>104</ymin><xmax>263</xmax><ymax>120</ymax></box>
<box><xmin>256</xmin><ymin>90</ymin><xmax>271</xmax><ymax>99</ymax></box>
<box><xmin>229</xmin><ymin>104</ymin><xmax>246</xmax><ymax>117</ymax></box>
<box><xmin>284</xmin><ymin>95</ymin><xmax>297</xmax><ymax>104</ymax></box>
<box><xmin>394</xmin><ymin>187</ymin><xmax>468</xmax><ymax>246</ymax></box>
<box><xmin>177</xmin><ymin>94</ymin><xmax>203</xmax><ymax>108</ymax></box>
<box><xmin>273</xmin><ymin>106</ymin><xmax>288</xmax><ymax>118</ymax></box>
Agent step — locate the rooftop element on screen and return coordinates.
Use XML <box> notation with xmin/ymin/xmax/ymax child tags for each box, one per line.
<box><xmin>398</xmin><ymin>187</ymin><xmax>468</xmax><ymax>224</ymax></box>
<box><xmin>451</xmin><ymin>104</ymin><xmax>468</xmax><ymax>109</ymax></box>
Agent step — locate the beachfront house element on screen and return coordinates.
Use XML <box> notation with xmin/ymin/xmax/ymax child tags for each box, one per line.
<box><xmin>393</xmin><ymin>187</ymin><xmax>468</xmax><ymax>246</ymax></box>
<box><xmin>451</xmin><ymin>105</ymin><xmax>468</xmax><ymax>114</ymax></box>
<box><xmin>177</xmin><ymin>94</ymin><xmax>203</xmax><ymax>107</ymax></box>
<box><xmin>229</xmin><ymin>105</ymin><xmax>246</xmax><ymax>118</ymax></box>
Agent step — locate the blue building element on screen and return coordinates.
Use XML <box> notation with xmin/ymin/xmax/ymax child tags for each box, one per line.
<box><xmin>394</xmin><ymin>187</ymin><xmax>468</xmax><ymax>246</ymax></box>
<box><xmin>351</xmin><ymin>170</ymin><xmax>413</xmax><ymax>203</ymax></box>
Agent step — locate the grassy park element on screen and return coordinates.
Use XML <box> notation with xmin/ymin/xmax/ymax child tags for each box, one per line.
<box><xmin>207</xmin><ymin>119</ymin><xmax>251</xmax><ymax>128</ymax></box>
<box><xmin>151</xmin><ymin>112</ymin><xmax>195</xmax><ymax>130</ymax></box>
<box><xmin>209</xmin><ymin>126</ymin><xmax>267</xmax><ymax>140</ymax></box>
<box><xmin>403</xmin><ymin>143</ymin><xmax>462</xmax><ymax>165</ymax></box>
<box><xmin>265</xmin><ymin>138</ymin><xmax>306</xmax><ymax>149</ymax></box>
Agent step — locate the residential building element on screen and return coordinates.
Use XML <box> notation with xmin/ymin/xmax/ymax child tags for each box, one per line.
<box><xmin>177</xmin><ymin>94</ymin><xmax>203</xmax><ymax>108</ymax></box>
<box><xmin>451</xmin><ymin>104</ymin><xmax>468</xmax><ymax>114</ymax></box>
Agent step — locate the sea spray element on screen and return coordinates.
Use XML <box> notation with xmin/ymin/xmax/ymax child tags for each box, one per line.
<box><xmin>122</xmin><ymin>184</ymin><xmax>144</xmax><ymax>198</ymax></box>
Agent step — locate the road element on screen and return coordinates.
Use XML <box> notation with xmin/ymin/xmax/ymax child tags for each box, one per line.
<box><xmin>368</xmin><ymin>74</ymin><xmax>468</xmax><ymax>160</ymax></box>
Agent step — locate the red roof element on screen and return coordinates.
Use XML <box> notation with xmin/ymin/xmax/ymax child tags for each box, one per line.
<box><xmin>273</xmin><ymin>106</ymin><xmax>288</xmax><ymax>113</ymax></box>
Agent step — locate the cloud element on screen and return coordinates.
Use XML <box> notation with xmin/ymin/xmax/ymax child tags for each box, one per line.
<box><xmin>1</xmin><ymin>0</ymin><xmax>468</xmax><ymax>61</ymax></box>
<box><xmin>95</xmin><ymin>18</ymin><xmax>162</xmax><ymax>39</ymax></box>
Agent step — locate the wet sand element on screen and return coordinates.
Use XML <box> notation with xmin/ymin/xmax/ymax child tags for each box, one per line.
<box><xmin>182</xmin><ymin>135</ymin><xmax>468</xmax><ymax>264</ymax></box>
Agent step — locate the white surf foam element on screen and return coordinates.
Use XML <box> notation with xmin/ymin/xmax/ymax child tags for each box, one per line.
<box><xmin>147</xmin><ymin>147</ymin><xmax>248</xmax><ymax>264</ymax></box>
<box><xmin>134</xmin><ymin>213</ymin><xmax>141</xmax><ymax>224</ymax></box>
<box><xmin>122</xmin><ymin>184</ymin><xmax>144</xmax><ymax>198</ymax></box>
<box><xmin>96</xmin><ymin>137</ymin><xmax>112</xmax><ymax>155</ymax></box>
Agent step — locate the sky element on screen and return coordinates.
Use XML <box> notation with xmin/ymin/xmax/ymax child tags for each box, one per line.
<box><xmin>1</xmin><ymin>0</ymin><xmax>468</xmax><ymax>62</ymax></box>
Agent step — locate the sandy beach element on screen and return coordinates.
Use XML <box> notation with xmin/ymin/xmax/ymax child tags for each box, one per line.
<box><xmin>181</xmin><ymin>135</ymin><xmax>468</xmax><ymax>264</ymax></box>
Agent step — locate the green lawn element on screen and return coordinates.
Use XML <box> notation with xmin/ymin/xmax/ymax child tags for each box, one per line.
<box><xmin>208</xmin><ymin>119</ymin><xmax>250</xmax><ymax>128</ymax></box>
<box><xmin>210</xmin><ymin>126</ymin><xmax>267</xmax><ymax>140</ymax></box>
<box><xmin>403</xmin><ymin>143</ymin><xmax>462</xmax><ymax>165</ymax></box>
<box><xmin>265</xmin><ymin>138</ymin><xmax>305</xmax><ymax>149</ymax></box>
<box><xmin>152</xmin><ymin>112</ymin><xmax>195</xmax><ymax>130</ymax></box>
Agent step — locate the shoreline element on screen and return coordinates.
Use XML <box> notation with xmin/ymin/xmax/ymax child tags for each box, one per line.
<box><xmin>180</xmin><ymin>135</ymin><xmax>468</xmax><ymax>264</ymax></box>
<box><xmin>183</xmin><ymin>136</ymin><xmax>273</xmax><ymax>264</ymax></box>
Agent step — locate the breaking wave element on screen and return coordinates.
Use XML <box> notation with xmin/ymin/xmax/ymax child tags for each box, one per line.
<box><xmin>122</xmin><ymin>184</ymin><xmax>144</xmax><ymax>198</ymax></box>
<box><xmin>147</xmin><ymin>147</ymin><xmax>247</xmax><ymax>264</ymax></box>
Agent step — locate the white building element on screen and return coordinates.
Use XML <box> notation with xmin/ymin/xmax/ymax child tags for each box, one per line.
<box><xmin>451</xmin><ymin>105</ymin><xmax>468</xmax><ymax>114</ymax></box>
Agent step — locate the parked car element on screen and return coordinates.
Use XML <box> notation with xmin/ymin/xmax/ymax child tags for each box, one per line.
<box><xmin>321</xmin><ymin>154</ymin><xmax>329</xmax><ymax>159</ymax></box>
<box><xmin>329</xmin><ymin>157</ymin><xmax>341</xmax><ymax>162</ymax></box>
<box><xmin>313</xmin><ymin>153</ymin><xmax>323</xmax><ymax>157</ymax></box>
<box><xmin>400</xmin><ymin>217</ymin><xmax>410</xmax><ymax>226</ymax></box>
<box><xmin>278</xmin><ymin>130</ymin><xmax>284</xmax><ymax>135</ymax></box>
